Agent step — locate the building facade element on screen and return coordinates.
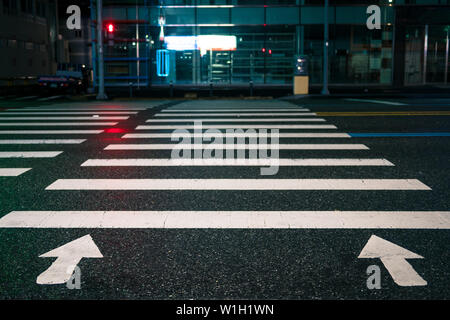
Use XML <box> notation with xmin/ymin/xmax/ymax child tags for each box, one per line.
<box><xmin>0</xmin><ymin>0</ymin><xmax>58</xmax><ymax>82</ymax></box>
<box><xmin>91</xmin><ymin>0</ymin><xmax>450</xmax><ymax>88</ymax></box>
<box><xmin>58</xmin><ymin>0</ymin><xmax>92</xmax><ymax>69</ymax></box>
<box><xmin>0</xmin><ymin>0</ymin><xmax>93</xmax><ymax>89</ymax></box>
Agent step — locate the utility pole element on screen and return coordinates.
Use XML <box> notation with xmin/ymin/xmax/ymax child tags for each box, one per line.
<box><xmin>321</xmin><ymin>0</ymin><xmax>330</xmax><ymax>95</ymax></box>
<box><xmin>96</xmin><ymin>0</ymin><xmax>108</xmax><ymax>100</ymax></box>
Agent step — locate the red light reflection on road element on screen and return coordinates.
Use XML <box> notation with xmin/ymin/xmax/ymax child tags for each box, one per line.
<box><xmin>95</xmin><ymin>105</ymin><xmax>128</xmax><ymax>109</ymax></box>
<box><xmin>105</xmin><ymin>128</ymin><xmax>127</xmax><ymax>133</ymax></box>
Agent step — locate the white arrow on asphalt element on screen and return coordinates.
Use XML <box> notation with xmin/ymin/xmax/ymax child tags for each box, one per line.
<box><xmin>37</xmin><ymin>235</ymin><xmax>103</xmax><ymax>285</ymax></box>
<box><xmin>358</xmin><ymin>235</ymin><xmax>427</xmax><ymax>286</ymax></box>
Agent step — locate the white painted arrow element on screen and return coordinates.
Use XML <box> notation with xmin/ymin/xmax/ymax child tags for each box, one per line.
<box><xmin>37</xmin><ymin>235</ymin><xmax>103</xmax><ymax>285</ymax></box>
<box><xmin>358</xmin><ymin>235</ymin><xmax>427</xmax><ymax>287</ymax></box>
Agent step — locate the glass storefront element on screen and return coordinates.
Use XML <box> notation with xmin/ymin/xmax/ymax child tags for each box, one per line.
<box><xmin>92</xmin><ymin>1</ymin><xmax>449</xmax><ymax>88</ymax></box>
<box><xmin>149</xmin><ymin>26</ymin><xmax>296</xmax><ymax>84</ymax></box>
<box><xmin>404</xmin><ymin>24</ymin><xmax>449</xmax><ymax>85</ymax></box>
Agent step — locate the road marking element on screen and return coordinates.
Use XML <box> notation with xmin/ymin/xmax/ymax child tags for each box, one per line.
<box><xmin>146</xmin><ymin>118</ymin><xmax>325</xmax><ymax>122</ymax></box>
<box><xmin>359</xmin><ymin>235</ymin><xmax>427</xmax><ymax>286</ymax></box>
<box><xmin>0</xmin><ymin>139</ymin><xmax>86</xmax><ymax>144</ymax></box>
<box><xmin>0</xmin><ymin>130</ymin><xmax>103</xmax><ymax>134</ymax></box>
<box><xmin>349</xmin><ymin>132</ymin><xmax>450</xmax><ymax>137</ymax></box>
<box><xmin>3</xmin><ymin>111</ymin><xmax>137</xmax><ymax>115</ymax></box>
<box><xmin>81</xmin><ymin>158</ymin><xmax>393</xmax><ymax>167</ymax></box>
<box><xmin>14</xmin><ymin>96</ymin><xmax>39</xmax><ymax>101</ymax></box>
<box><xmin>123</xmin><ymin>133</ymin><xmax>351</xmax><ymax>138</ymax></box>
<box><xmin>156</xmin><ymin>113</ymin><xmax>317</xmax><ymax>117</ymax></box>
<box><xmin>1</xmin><ymin>211</ymin><xmax>448</xmax><ymax>229</ymax></box>
<box><xmin>36</xmin><ymin>95</ymin><xmax>64</xmax><ymax>101</ymax></box>
<box><xmin>20</xmin><ymin>107</ymin><xmax>148</xmax><ymax>111</ymax></box>
<box><xmin>45</xmin><ymin>179</ymin><xmax>430</xmax><ymax>190</ymax></box>
<box><xmin>345</xmin><ymin>98</ymin><xmax>407</xmax><ymax>106</ymax></box>
<box><xmin>0</xmin><ymin>151</ymin><xmax>62</xmax><ymax>158</ymax></box>
<box><xmin>0</xmin><ymin>122</ymin><xmax>118</xmax><ymax>126</ymax></box>
<box><xmin>136</xmin><ymin>124</ymin><xmax>337</xmax><ymax>130</ymax></box>
<box><xmin>0</xmin><ymin>168</ymin><xmax>31</xmax><ymax>176</ymax></box>
<box><xmin>37</xmin><ymin>235</ymin><xmax>103</xmax><ymax>285</ymax></box>
<box><xmin>162</xmin><ymin>109</ymin><xmax>310</xmax><ymax>112</ymax></box>
<box><xmin>0</xmin><ymin>116</ymin><xmax>129</xmax><ymax>120</ymax></box>
<box><xmin>104</xmin><ymin>143</ymin><xmax>368</xmax><ymax>150</ymax></box>
<box><xmin>318</xmin><ymin>111</ymin><xmax>450</xmax><ymax>116</ymax></box>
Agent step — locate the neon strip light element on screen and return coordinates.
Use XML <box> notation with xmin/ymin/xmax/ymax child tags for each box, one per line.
<box><xmin>164</xmin><ymin>35</ymin><xmax>237</xmax><ymax>51</ymax></box>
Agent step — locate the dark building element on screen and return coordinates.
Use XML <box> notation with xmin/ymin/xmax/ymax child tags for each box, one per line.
<box><xmin>0</xmin><ymin>0</ymin><xmax>94</xmax><ymax>91</ymax></box>
<box><xmin>0</xmin><ymin>0</ymin><xmax>58</xmax><ymax>84</ymax></box>
<box><xmin>58</xmin><ymin>0</ymin><xmax>92</xmax><ymax>69</ymax></box>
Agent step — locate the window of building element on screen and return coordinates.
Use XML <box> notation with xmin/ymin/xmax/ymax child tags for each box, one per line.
<box><xmin>302</xmin><ymin>24</ymin><xmax>393</xmax><ymax>85</ymax></box>
<box><xmin>20</xmin><ymin>0</ymin><xmax>32</xmax><ymax>13</ymax></box>
<box><xmin>25</xmin><ymin>41</ymin><xmax>33</xmax><ymax>50</ymax></box>
<box><xmin>3</xmin><ymin>0</ymin><xmax>18</xmax><ymax>15</ymax></box>
<box><xmin>7</xmin><ymin>39</ymin><xmax>17</xmax><ymax>47</ymax></box>
<box><xmin>305</xmin><ymin>0</ymin><xmax>383</xmax><ymax>4</ymax></box>
<box><xmin>3</xmin><ymin>0</ymin><xmax>9</xmax><ymax>14</ymax></box>
<box><xmin>37</xmin><ymin>1</ymin><xmax>46</xmax><ymax>17</ymax></box>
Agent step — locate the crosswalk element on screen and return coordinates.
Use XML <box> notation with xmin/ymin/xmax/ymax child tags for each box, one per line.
<box><xmin>136</xmin><ymin>124</ymin><xmax>337</xmax><ymax>129</ymax></box>
<box><xmin>103</xmin><ymin>143</ymin><xmax>369</xmax><ymax>150</ymax></box>
<box><xmin>2</xmin><ymin>210</ymin><xmax>449</xmax><ymax>229</ymax></box>
<box><xmin>1</xmin><ymin>95</ymin><xmax>65</xmax><ymax>102</ymax></box>
<box><xmin>0</xmin><ymin>151</ymin><xmax>63</xmax><ymax>158</ymax></box>
<box><xmin>2</xmin><ymin>99</ymin><xmax>448</xmax><ymax>229</ymax></box>
<box><xmin>0</xmin><ymin>102</ymin><xmax>159</xmax><ymax>177</ymax></box>
<box><xmin>0</xmin><ymin>168</ymin><xmax>31</xmax><ymax>176</ymax></box>
<box><xmin>0</xmin><ymin>139</ymin><xmax>87</xmax><ymax>144</ymax></box>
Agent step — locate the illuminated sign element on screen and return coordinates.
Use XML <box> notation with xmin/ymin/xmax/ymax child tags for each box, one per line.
<box><xmin>164</xmin><ymin>36</ymin><xmax>197</xmax><ymax>51</ymax></box>
<box><xmin>164</xmin><ymin>35</ymin><xmax>237</xmax><ymax>52</ymax></box>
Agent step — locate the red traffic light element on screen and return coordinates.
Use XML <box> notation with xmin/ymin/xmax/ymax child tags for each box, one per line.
<box><xmin>107</xmin><ymin>23</ymin><xmax>114</xmax><ymax>33</ymax></box>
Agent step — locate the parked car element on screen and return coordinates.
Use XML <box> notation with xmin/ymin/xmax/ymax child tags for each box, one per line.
<box><xmin>38</xmin><ymin>70</ymin><xmax>83</xmax><ymax>94</ymax></box>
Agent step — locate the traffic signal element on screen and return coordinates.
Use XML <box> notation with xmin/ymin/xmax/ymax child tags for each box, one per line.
<box><xmin>107</xmin><ymin>23</ymin><xmax>114</xmax><ymax>33</ymax></box>
<box><xmin>105</xmin><ymin>23</ymin><xmax>115</xmax><ymax>43</ymax></box>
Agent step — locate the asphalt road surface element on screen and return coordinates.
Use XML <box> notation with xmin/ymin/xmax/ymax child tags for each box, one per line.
<box><xmin>0</xmin><ymin>97</ymin><xmax>449</xmax><ymax>299</ymax></box>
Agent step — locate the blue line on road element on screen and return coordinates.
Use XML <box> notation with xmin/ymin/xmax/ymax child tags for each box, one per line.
<box><xmin>349</xmin><ymin>132</ymin><xmax>450</xmax><ymax>137</ymax></box>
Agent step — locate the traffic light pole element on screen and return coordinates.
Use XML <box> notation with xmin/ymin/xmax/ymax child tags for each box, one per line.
<box><xmin>321</xmin><ymin>0</ymin><xmax>330</xmax><ymax>95</ymax></box>
<box><xmin>96</xmin><ymin>0</ymin><xmax>108</xmax><ymax>100</ymax></box>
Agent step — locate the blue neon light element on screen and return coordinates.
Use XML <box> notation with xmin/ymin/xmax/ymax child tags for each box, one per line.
<box><xmin>156</xmin><ymin>49</ymin><xmax>170</xmax><ymax>77</ymax></box>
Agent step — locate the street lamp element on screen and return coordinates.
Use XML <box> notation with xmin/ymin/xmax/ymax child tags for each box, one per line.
<box><xmin>96</xmin><ymin>0</ymin><xmax>108</xmax><ymax>100</ymax></box>
<box><xmin>321</xmin><ymin>0</ymin><xmax>330</xmax><ymax>95</ymax></box>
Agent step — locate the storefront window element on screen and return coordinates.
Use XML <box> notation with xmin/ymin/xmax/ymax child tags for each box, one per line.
<box><xmin>329</xmin><ymin>25</ymin><xmax>392</xmax><ymax>84</ymax></box>
<box><xmin>99</xmin><ymin>1</ymin><xmax>398</xmax><ymax>86</ymax></box>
